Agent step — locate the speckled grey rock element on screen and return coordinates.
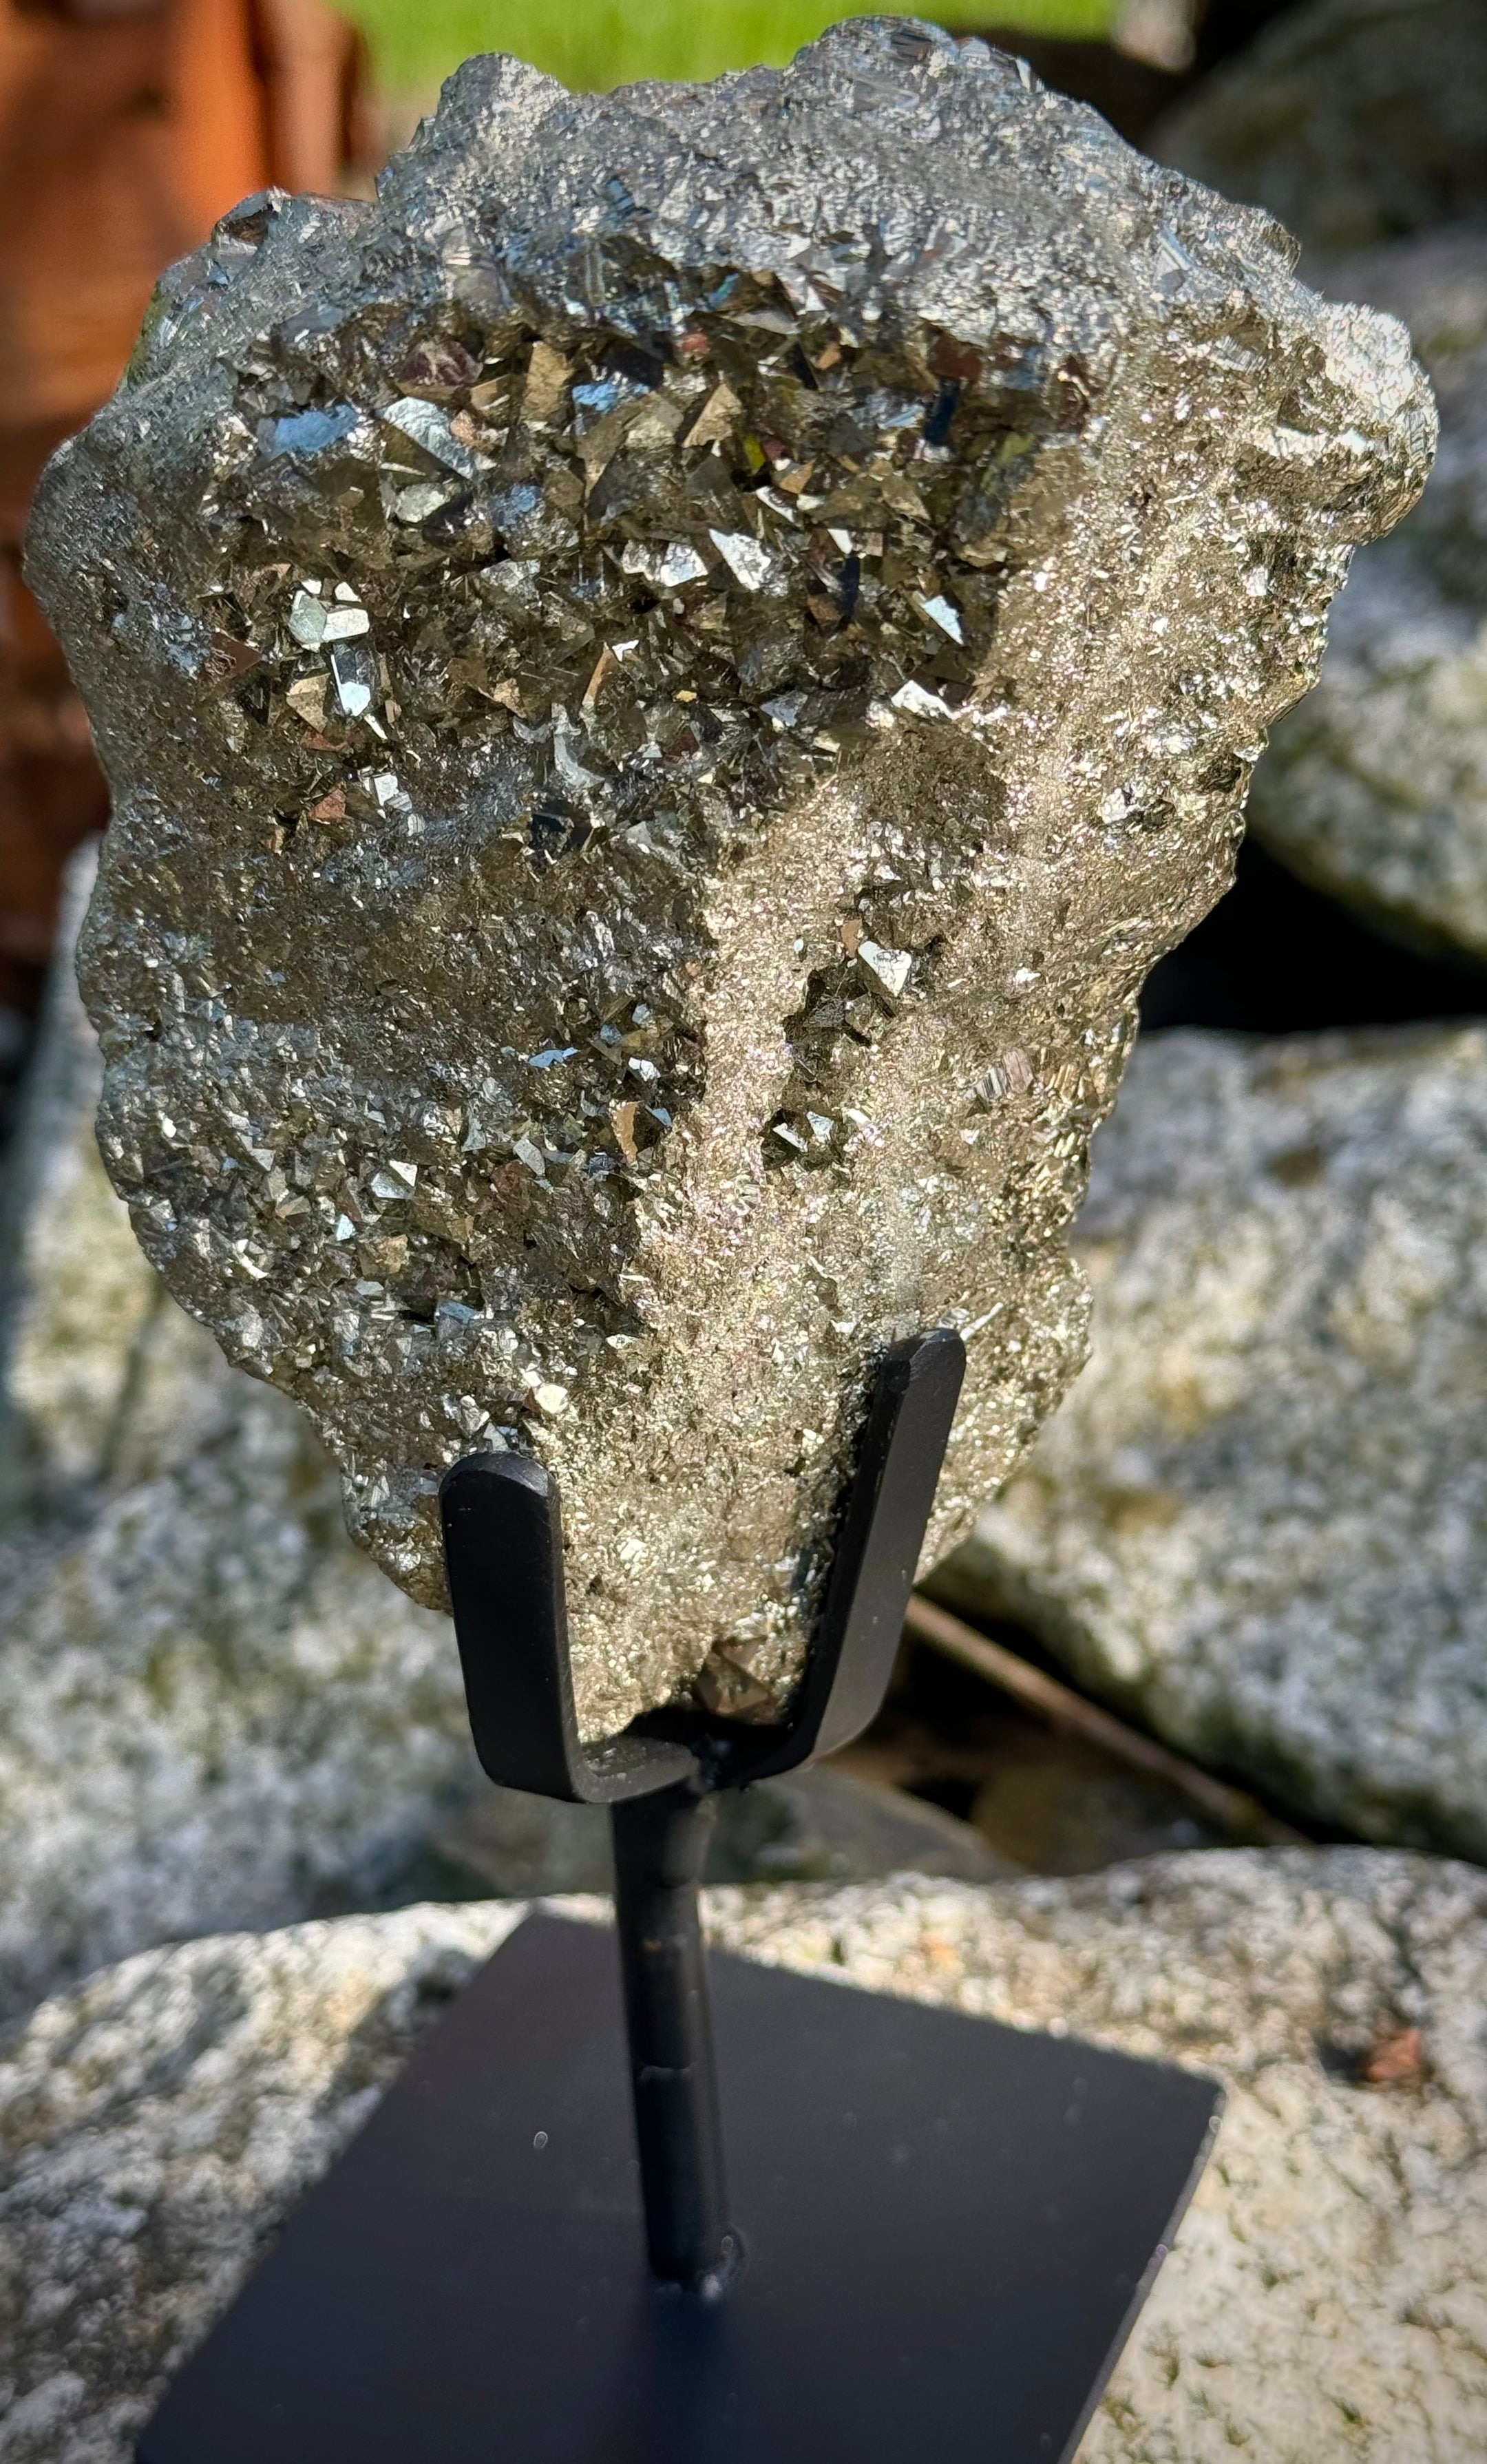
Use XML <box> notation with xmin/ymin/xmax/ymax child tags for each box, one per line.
<box><xmin>28</xmin><ymin>21</ymin><xmax>1432</xmax><ymax>1740</ymax></box>
<box><xmin>941</xmin><ymin>1025</ymin><xmax>1487</xmax><ymax>1857</ymax></box>
<box><xmin>1155</xmin><ymin>0</ymin><xmax>1487</xmax><ymax>263</ymax></box>
<box><xmin>0</xmin><ymin>857</ymin><xmax>474</xmax><ymax>2021</ymax></box>
<box><xmin>4</xmin><ymin>1853</ymin><xmax>1486</xmax><ymax>2463</ymax></box>
<box><xmin>1242</xmin><ymin>227</ymin><xmax>1487</xmax><ymax>961</ymax></box>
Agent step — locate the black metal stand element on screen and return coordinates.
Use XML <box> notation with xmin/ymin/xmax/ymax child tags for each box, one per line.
<box><xmin>434</xmin><ymin>1326</ymin><xmax>970</xmax><ymax>2295</ymax></box>
<box><xmin>436</xmin><ymin>1327</ymin><xmax>971</xmax><ymax>1805</ymax></box>
<box><xmin>136</xmin><ymin>1330</ymin><xmax>1223</xmax><ymax>2464</ymax></box>
<box><xmin>610</xmin><ymin>1789</ymin><xmax>734</xmax><ymax>2293</ymax></box>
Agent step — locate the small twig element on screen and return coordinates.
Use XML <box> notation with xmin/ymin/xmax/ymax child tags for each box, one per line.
<box><xmin>904</xmin><ymin>1593</ymin><xmax>1309</xmax><ymax>1849</ymax></box>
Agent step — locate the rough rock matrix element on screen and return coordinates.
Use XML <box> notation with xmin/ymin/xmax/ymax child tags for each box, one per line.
<box><xmin>29</xmin><ymin>21</ymin><xmax>1431</xmax><ymax>1737</ymax></box>
<box><xmin>941</xmin><ymin>1025</ymin><xmax>1487</xmax><ymax>1857</ymax></box>
<box><xmin>1245</xmin><ymin>229</ymin><xmax>1487</xmax><ymax>960</ymax></box>
<box><xmin>1155</xmin><ymin>0</ymin><xmax>1487</xmax><ymax>264</ymax></box>
<box><xmin>4</xmin><ymin>1853</ymin><xmax>1487</xmax><ymax>2464</ymax></box>
<box><xmin>0</xmin><ymin>854</ymin><xmax>474</xmax><ymax>2019</ymax></box>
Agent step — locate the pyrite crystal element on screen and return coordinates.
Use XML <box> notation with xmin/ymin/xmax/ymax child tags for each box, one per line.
<box><xmin>28</xmin><ymin>22</ymin><xmax>1431</xmax><ymax>1739</ymax></box>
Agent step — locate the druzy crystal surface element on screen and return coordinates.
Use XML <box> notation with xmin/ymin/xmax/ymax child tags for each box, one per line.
<box><xmin>28</xmin><ymin>22</ymin><xmax>1431</xmax><ymax>1738</ymax></box>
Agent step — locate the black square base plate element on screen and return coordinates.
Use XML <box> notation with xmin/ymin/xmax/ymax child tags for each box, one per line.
<box><xmin>139</xmin><ymin>1915</ymin><xmax>1221</xmax><ymax>2464</ymax></box>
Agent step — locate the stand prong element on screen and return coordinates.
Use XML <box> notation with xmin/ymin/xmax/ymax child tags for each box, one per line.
<box><xmin>439</xmin><ymin>1329</ymin><xmax>967</xmax><ymax>2294</ymax></box>
<box><xmin>611</xmin><ymin>1786</ymin><xmax>736</xmax><ymax>2293</ymax></box>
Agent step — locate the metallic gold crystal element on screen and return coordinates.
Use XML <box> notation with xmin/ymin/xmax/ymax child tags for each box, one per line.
<box><xmin>28</xmin><ymin>22</ymin><xmax>1433</xmax><ymax>1738</ymax></box>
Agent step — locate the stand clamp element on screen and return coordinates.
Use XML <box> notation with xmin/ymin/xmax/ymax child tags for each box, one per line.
<box><xmin>439</xmin><ymin>1329</ymin><xmax>966</xmax><ymax>2288</ymax></box>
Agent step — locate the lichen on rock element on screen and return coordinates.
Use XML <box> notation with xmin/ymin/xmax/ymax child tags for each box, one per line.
<box><xmin>28</xmin><ymin>19</ymin><xmax>1433</xmax><ymax>1738</ymax></box>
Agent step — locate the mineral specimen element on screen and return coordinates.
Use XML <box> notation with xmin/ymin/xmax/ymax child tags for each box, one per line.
<box><xmin>28</xmin><ymin>21</ymin><xmax>1432</xmax><ymax>1739</ymax></box>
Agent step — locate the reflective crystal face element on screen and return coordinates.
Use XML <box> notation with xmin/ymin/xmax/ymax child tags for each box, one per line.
<box><xmin>28</xmin><ymin>21</ymin><xmax>1433</xmax><ymax>1738</ymax></box>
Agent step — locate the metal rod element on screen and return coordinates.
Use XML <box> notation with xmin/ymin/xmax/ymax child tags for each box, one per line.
<box><xmin>610</xmin><ymin>1784</ymin><xmax>736</xmax><ymax>2292</ymax></box>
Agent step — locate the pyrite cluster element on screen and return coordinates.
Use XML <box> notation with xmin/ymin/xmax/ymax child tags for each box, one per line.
<box><xmin>29</xmin><ymin>21</ymin><xmax>1432</xmax><ymax>1738</ymax></box>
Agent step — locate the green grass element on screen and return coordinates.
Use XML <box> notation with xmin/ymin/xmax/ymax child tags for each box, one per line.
<box><xmin>342</xmin><ymin>0</ymin><xmax>1117</xmax><ymax>108</ymax></box>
